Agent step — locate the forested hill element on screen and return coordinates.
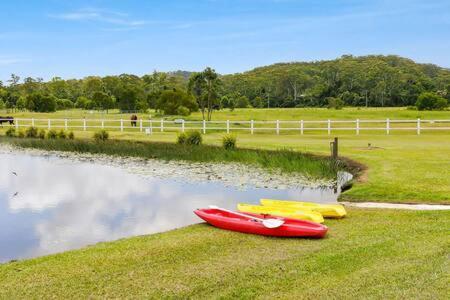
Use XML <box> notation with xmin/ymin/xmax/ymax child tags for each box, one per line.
<box><xmin>221</xmin><ymin>55</ymin><xmax>450</xmax><ymax>108</ymax></box>
<box><xmin>1</xmin><ymin>55</ymin><xmax>449</xmax><ymax>112</ymax></box>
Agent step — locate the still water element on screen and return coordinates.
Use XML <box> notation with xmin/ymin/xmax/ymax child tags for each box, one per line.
<box><xmin>0</xmin><ymin>152</ymin><xmax>349</xmax><ymax>263</ymax></box>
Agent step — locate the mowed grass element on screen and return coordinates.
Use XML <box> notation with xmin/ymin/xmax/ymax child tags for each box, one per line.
<box><xmin>3</xmin><ymin>107</ymin><xmax>449</xmax><ymax>121</ymax></box>
<box><xmin>0</xmin><ymin>208</ymin><xmax>448</xmax><ymax>299</ymax></box>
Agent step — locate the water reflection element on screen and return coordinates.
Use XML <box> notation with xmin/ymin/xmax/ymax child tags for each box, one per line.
<box><xmin>0</xmin><ymin>152</ymin><xmax>349</xmax><ymax>263</ymax></box>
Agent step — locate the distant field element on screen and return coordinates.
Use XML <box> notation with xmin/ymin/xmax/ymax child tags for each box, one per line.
<box><xmin>2</xmin><ymin>107</ymin><xmax>450</xmax><ymax>121</ymax></box>
<box><xmin>1</xmin><ymin>107</ymin><xmax>449</xmax><ymax>204</ymax></box>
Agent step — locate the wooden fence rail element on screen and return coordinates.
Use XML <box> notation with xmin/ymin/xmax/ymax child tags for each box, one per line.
<box><xmin>1</xmin><ymin>118</ymin><xmax>450</xmax><ymax>135</ymax></box>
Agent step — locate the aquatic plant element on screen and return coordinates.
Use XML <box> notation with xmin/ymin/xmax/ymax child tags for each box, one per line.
<box><xmin>25</xmin><ymin>127</ymin><xmax>39</xmax><ymax>138</ymax></box>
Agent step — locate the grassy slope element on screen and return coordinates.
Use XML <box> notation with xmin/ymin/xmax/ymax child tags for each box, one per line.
<box><xmin>1</xmin><ymin>208</ymin><xmax>449</xmax><ymax>299</ymax></box>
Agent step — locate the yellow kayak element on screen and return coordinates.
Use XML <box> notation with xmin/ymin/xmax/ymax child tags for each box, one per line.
<box><xmin>237</xmin><ymin>203</ymin><xmax>325</xmax><ymax>223</ymax></box>
<box><xmin>260</xmin><ymin>199</ymin><xmax>347</xmax><ymax>218</ymax></box>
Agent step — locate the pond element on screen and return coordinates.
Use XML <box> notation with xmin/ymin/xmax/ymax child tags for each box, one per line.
<box><xmin>0</xmin><ymin>152</ymin><xmax>351</xmax><ymax>263</ymax></box>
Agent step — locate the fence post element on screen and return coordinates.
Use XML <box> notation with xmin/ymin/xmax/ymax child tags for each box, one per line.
<box><xmin>83</xmin><ymin>118</ymin><xmax>86</xmax><ymax>131</ymax></box>
<box><xmin>356</xmin><ymin>119</ymin><xmax>360</xmax><ymax>135</ymax></box>
<box><xmin>48</xmin><ymin>119</ymin><xmax>51</xmax><ymax>130</ymax></box>
<box><xmin>150</xmin><ymin>120</ymin><xmax>153</xmax><ymax>133</ymax></box>
<box><xmin>31</xmin><ymin>118</ymin><xmax>34</xmax><ymax>127</ymax></box>
<box><xmin>182</xmin><ymin>120</ymin><xmax>185</xmax><ymax>133</ymax></box>
<box><xmin>327</xmin><ymin>119</ymin><xmax>331</xmax><ymax>135</ymax></box>
<box><xmin>300</xmin><ymin>120</ymin><xmax>304</xmax><ymax>135</ymax></box>
<box><xmin>15</xmin><ymin>119</ymin><xmax>19</xmax><ymax>130</ymax></box>
<box><xmin>417</xmin><ymin>118</ymin><xmax>421</xmax><ymax>135</ymax></box>
<box><xmin>140</xmin><ymin>119</ymin><xmax>143</xmax><ymax>132</ymax></box>
<box><xmin>250</xmin><ymin>120</ymin><xmax>254</xmax><ymax>134</ymax></box>
<box><xmin>64</xmin><ymin>118</ymin><xmax>68</xmax><ymax>130</ymax></box>
<box><xmin>386</xmin><ymin>118</ymin><xmax>390</xmax><ymax>135</ymax></box>
<box><xmin>203</xmin><ymin>120</ymin><xmax>206</xmax><ymax>134</ymax></box>
<box><xmin>161</xmin><ymin>119</ymin><xmax>164</xmax><ymax>132</ymax></box>
<box><xmin>120</xmin><ymin>119</ymin><xmax>124</xmax><ymax>132</ymax></box>
<box><xmin>101</xmin><ymin>120</ymin><xmax>104</xmax><ymax>129</ymax></box>
<box><xmin>226</xmin><ymin>120</ymin><xmax>230</xmax><ymax>134</ymax></box>
<box><xmin>331</xmin><ymin>137</ymin><xmax>339</xmax><ymax>160</ymax></box>
<box><xmin>276</xmin><ymin>120</ymin><xmax>280</xmax><ymax>135</ymax></box>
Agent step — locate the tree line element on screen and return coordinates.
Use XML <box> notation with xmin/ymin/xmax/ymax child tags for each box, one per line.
<box><xmin>0</xmin><ymin>55</ymin><xmax>449</xmax><ymax>117</ymax></box>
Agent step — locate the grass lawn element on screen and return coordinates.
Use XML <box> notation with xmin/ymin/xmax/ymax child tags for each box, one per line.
<box><xmin>3</xmin><ymin>107</ymin><xmax>449</xmax><ymax>121</ymax></box>
<box><xmin>1</xmin><ymin>208</ymin><xmax>448</xmax><ymax>299</ymax></box>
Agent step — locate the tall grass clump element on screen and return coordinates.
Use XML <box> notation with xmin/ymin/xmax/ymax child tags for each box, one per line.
<box><xmin>17</xmin><ymin>130</ymin><xmax>25</xmax><ymax>138</ymax></box>
<box><xmin>57</xmin><ymin>129</ymin><xmax>67</xmax><ymax>139</ymax></box>
<box><xmin>94</xmin><ymin>130</ymin><xmax>109</xmax><ymax>142</ymax></box>
<box><xmin>222</xmin><ymin>134</ymin><xmax>237</xmax><ymax>150</ymax></box>
<box><xmin>68</xmin><ymin>131</ymin><xmax>75</xmax><ymax>140</ymax></box>
<box><xmin>176</xmin><ymin>132</ymin><xmax>187</xmax><ymax>144</ymax></box>
<box><xmin>38</xmin><ymin>129</ymin><xmax>46</xmax><ymax>139</ymax></box>
<box><xmin>185</xmin><ymin>131</ymin><xmax>202</xmax><ymax>146</ymax></box>
<box><xmin>25</xmin><ymin>127</ymin><xmax>39</xmax><ymax>138</ymax></box>
<box><xmin>47</xmin><ymin>129</ymin><xmax>58</xmax><ymax>139</ymax></box>
<box><xmin>5</xmin><ymin>127</ymin><xmax>16</xmax><ymax>137</ymax></box>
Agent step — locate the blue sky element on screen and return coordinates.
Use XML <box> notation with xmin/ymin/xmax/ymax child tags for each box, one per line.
<box><xmin>1</xmin><ymin>0</ymin><xmax>449</xmax><ymax>82</ymax></box>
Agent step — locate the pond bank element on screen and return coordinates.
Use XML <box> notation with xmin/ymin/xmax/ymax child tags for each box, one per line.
<box><xmin>0</xmin><ymin>143</ymin><xmax>337</xmax><ymax>190</ymax></box>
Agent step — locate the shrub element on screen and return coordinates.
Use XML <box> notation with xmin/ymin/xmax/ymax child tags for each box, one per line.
<box><xmin>222</xmin><ymin>134</ymin><xmax>237</xmax><ymax>150</ymax></box>
<box><xmin>5</xmin><ymin>127</ymin><xmax>16</xmax><ymax>137</ymax></box>
<box><xmin>25</xmin><ymin>127</ymin><xmax>39</xmax><ymax>138</ymax></box>
<box><xmin>327</xmin><ymin>97</ymin><xmax>345</xmax><ymax>109</ymax></box>
<box><xmin>57</xmin><ymin>129</ymin><xmax>67</xmax><ymax>139</ymax></box>
<box><xmin>176</xmin><ymin>132</ymin><xmax>187</xmax><ymax>144</ymax></box>
<box><xmin>38</xmin><ymin>129</ymin><xmax>46</xmax><ymax>139</ymax></box>
<box><xmin>68</xmin><ymin>131</ymin><xmax>75</xmax><ymax>140</ymax></box>
<box><xmin>416</xmin><ymin>92</ymin><xmax>448</xmax><ymax>110</ymax></box>
<box><xmin>17</xmin><ymin>130</ymin><xmax>25</xmax><ymax>138</ymax></box>
<box><xmin>435</xmin><ymin>98</ymin><xmax>448</xmax><ymax>110</ymax></box>
<box><xmin>176</xmin><ymin>106</ymin><xmax>190</xmax><ymax>116</ymax></box>
<box><xmin>185</xmin><ymin>130</ymin><xmax>202</xmax><ymax>146</ymax></box>
<box><xmin>94</xmin><ymin>130</ymin><xmax>109</xmax><ymax>142</ymax></box>
<box><xmin>47</xmin><ymin>129</ymin><xmax>58</xmax><ymax>139</ymax></box>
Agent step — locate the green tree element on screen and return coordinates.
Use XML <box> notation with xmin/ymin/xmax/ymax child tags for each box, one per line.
<box><xmin>156</xmin><ymin>90</ymin><xmax>198</xmax><ymax>115</ymax></box>
<box><xmin>416</xmin><ymin>92</ymin><xmax>448</xmax><ymax>110</ymax></box>
<box><xmin>92</xmin><ymin>91</ymin><xmax>115</xmax><ymax>112</ymax></box>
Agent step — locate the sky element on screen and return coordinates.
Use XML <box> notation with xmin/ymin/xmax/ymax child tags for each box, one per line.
<box><xmin>0</xmin><ymin>0</ymin><xmax>449</xmax><ymax>82</ymax></box>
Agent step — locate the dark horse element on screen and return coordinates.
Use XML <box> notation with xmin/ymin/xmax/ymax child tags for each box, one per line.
<box><xmin>130</xmin><ymin>115</ymin><xmax>138</xmax><ymax>127</ymax></box>
<box><xmin>0</xmin><ymin>116</ymin><xmax>14</xmax><ymax>127</ymax></box>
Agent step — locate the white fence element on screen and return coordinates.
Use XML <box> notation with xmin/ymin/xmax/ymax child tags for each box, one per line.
<box><xmin>2</xmin><ymin>118</ymin><xmax>450</xmax><ymax>135</ymax></box>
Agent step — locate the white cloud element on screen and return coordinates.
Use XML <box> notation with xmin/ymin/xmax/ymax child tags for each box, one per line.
<box><xmin>0</xmin><ymin>57</ymin><xmax>30</xmax><ymax>65</ymax></box>
<box><xmin>49</xmin><ymin>8</ymin><xmax>147</xmax><ymax>28</ymax></box>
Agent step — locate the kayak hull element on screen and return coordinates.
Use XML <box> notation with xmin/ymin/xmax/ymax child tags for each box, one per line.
<box><xmin>194</xmin><ymin>208</ymin><xmax>328</xmax><ymax>238</ymax></box>
<box><xmin>260</xmin><ymin>199</ymin><xmax>347</xmax><ymax>218</ymax></box>
<box><xmin>237</xmin><ymin>203</ymin><xmax>324</xmax><ymax>223</ymax></box>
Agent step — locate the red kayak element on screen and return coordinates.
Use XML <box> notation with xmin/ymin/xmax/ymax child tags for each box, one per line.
<box><xmin>194</xmin><ymin>208</ymin><xmax>328</xmax><ymax>238</ymax></box>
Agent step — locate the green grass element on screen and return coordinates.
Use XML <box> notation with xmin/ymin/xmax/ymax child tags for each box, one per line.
<box><xmin>0</xmin><ymin>137</ymin><xmax>342</xmax><ymax>180</ymax></box>
<box><xmin>1</xmin><ymin>208</ymin><xmax>448</xmax><ymax>299</ymax></box>
<box><xmin>4</xmin><ymin>107</ymin><xmax>449</xmax><ymax>121</ymax></box>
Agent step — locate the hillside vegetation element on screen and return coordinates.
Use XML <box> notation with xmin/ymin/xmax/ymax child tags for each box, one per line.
<box><xmin>1</xmin><ymin>55</ymin><xmax>449</xmax><ymax>114</ymax></box>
